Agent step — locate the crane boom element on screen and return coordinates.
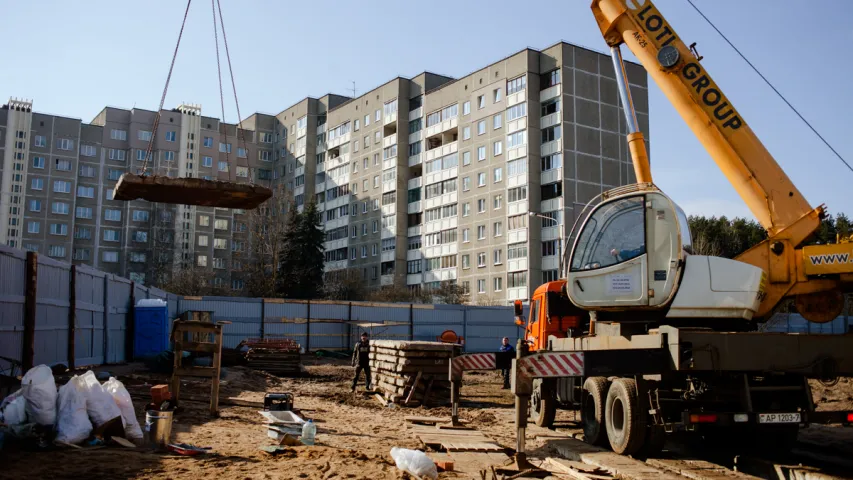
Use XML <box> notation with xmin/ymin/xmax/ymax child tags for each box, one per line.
<box><xmin>591</xmin><ymin>0</ymin><xmax>851</xmax><ymax>321</ymax></box>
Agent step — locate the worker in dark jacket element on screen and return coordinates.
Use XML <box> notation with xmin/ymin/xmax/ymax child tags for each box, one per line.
<box><xmin>351</xmin><ymin>332</ymin><xmax>372</xmax><ymax>392</ymax></box>
<box><xmin>499</xmin><ymin>337</ymin><xmax>515</xmax><ymax>389</ymax></box>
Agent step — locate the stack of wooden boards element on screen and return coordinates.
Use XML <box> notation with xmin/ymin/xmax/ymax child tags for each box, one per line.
<box><xmin>240</xmin><ymin>338</ymin><xmax>302</xmax><ymax>376</ymax></box>
<box><xmin>370</xmin><ymin>340</ymin><xmax>461</xmax><ymax>406</ymax></box>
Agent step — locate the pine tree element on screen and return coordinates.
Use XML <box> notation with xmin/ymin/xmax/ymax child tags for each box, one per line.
<box><xmin>295</xmin><ymin>199</ymin><xmax>325</xmax><ymax>299</ymax></box>
<box><xmin>276</xmin><ymin>201</ymin><xmax>302</xmax><ymax>297</ymax></box>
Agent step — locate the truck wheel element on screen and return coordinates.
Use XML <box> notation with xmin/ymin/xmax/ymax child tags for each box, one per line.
<box><xmin>581</xmin><ymin>377</ymin><xmax>610</xmax><ymax>446</ymax></box>
<box><xmin>605</xmin><ymin>378</ymin><xmax>646</xmax><ymax>455</ymax></box>
<box><xmin>530</xmin><ymin>379</ymin><xmax>557</xmax><ymax>428</ymax></box>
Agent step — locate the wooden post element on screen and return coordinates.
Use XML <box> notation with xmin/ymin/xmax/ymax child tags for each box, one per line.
<box><xmin>22</xmin><ymin>251</ymin><xmax>38</xmax><ymax>373</ymax></box>
<box><xmin>210</xmin><ymin>324</ymin><xmax>223</xmax><ymax>415</ymax></box>
<box><xmin>347</xmin><ymin>302</ymin><xmax>353</xmax><ymax>352</ymax></box>
<box><xmin>260</xmin><ymin>298</ymin><xmax>266</xmax><ymax>339</ymax></box>
<box><xmin>127</xmin><ymin>281</ymin><xmax>135</xmax><ymax>361</ymax></box>
<box><xmin>409</xmin><ymin>303</ymin><xmax>414</xmax><ymax>341</ymax></box>
<box><xmin>305</xmin><ymin>300</ymin><xmax>311</xmax><ymax>353</ymax></box>
<box><xmin>68</xmin><ymin>265</ymin><xmax>76</xmax><ymax>370</ymax></box>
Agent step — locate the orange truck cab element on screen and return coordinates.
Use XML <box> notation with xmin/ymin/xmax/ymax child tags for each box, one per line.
<box><xmin>514</xmin><ymin>280</ymin><xmax>585</xmax><ymax>351</ymax></box>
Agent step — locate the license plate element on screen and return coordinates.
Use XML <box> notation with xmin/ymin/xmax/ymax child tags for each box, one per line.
<box><xmin>758</xmin><ymin>413</ymin><xmax>801</xmax><ymax>424</ymax></box>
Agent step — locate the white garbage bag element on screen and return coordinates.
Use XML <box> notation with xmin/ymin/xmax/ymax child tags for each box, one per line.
<box><xmin>103</xmin><ymin>377</ymin><xmax>143</xmax><ymax>440</ymax></box>
<box><xmin>0</xmin><ymin>390</ymin><xmax>27</xmax><ymax>425</ymax></box>
<box><xmin>20</xmin><ymin>365</ymin><xmax>57</xmax><ymax>426</ymax></box>
<box><xmin>390</xmin><ymin>447</ymin><xmax>438</xmax><ymax>480</ymax></box>
<box><xmin>55</xmin><ymin>376</ymin><xmax>92</xmax><ymax>444</ymax></box>
<box><xmin>79</xmin><ymin>370</ymin><xmax>121</xmax><ymax>427</ymax></box>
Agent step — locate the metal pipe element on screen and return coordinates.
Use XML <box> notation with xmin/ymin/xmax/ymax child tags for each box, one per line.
<box><xmin>611</xmin><ymin>46</ymin><xmax>640</xmax><ymax>134</ymax></box>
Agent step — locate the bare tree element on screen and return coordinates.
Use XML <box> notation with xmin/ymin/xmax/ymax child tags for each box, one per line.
<box><xmin>159</xmin><ymin>265</ymin><xmax>219</xmax><ymax>296</ymax></box>
<box><xmin>323</xmin><ymin>269</ymin><xmax>368</xmax><ymax>301</ymax></box>
<box><xmin>244</xmin><ymin>187</ymin><xmax>293</xmax><ymax>298</ymax></box>
<box><xmin>149</xmin><ymin>205</ymin><xmax>177</xmax><ymax>288</ymax></box>
<box><xmin>432</xmin><ymin>281</ymin><xmax>470</xmax><ymax>305</ymax></box>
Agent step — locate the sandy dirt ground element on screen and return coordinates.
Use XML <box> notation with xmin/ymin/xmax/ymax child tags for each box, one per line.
<box><xmin>1</xmin><ymin>358</ymin><xmax>852</xmax><ymax>480</ymax></box>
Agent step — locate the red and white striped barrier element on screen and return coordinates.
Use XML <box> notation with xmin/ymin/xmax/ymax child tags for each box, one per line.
<box><xmin>517</xmin><ymin>352</ymin><xmax>584</xmax><ymax>378</ymax></box>
<box><xmin>449</xmin><ymin>353</ymin><xmax>498</xmax><ymax>380</ymax></box>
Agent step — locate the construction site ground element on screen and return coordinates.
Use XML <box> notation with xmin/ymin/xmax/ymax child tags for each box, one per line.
<box><xmin>1</xmin><ymin>357</ymin><xmax>853</xmax><ymax>480</ymax></box>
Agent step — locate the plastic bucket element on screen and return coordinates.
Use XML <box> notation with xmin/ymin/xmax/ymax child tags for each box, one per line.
<box><xmin>144</xmin><ymin>410</ymin><xmax>173</xmax><ymax>450</ymax></box>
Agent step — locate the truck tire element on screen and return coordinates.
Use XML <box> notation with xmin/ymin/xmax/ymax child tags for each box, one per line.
<box><xmin>605</xmin><ymin>378</ymin><xmax>646</xmax><ymax>455</ymax></box>
<box><xmin>581</xmin><ymin>377</ymin><xmax>610</xmax><ymax>446</ymax></box>
<box><xmin>530</xmin><ymin>379</ymin><xmax>557</xmax><ymax>428</ymax></box>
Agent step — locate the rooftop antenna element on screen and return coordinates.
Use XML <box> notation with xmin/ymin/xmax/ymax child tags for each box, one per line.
<box><xmin>347</xmin><ymin>81</ymin><xmax>357</xmax><ymax>99</ymax></box>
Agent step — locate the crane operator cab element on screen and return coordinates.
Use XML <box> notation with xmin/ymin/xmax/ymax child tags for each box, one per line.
<box><xmin>567</xmin><ymin>185</ymin><xmax>766</xmax><ymax>321</ymax></box>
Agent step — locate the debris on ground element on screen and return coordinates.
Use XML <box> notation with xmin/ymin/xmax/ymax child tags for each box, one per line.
<box><xmin>370</xmin><ymin>340</ymin><xmax>461</xmax><ymax>407</ymax></box>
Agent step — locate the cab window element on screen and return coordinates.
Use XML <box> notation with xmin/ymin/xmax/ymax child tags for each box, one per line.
<box><xmin>530</xmin><ymin>298</ymin><xmax>540</xmax><ymax>325</ymax></box>
<box><xmin>570</xmin><ymin>196</ymin><xmax>645</xmax><ymax>271</ymax></box>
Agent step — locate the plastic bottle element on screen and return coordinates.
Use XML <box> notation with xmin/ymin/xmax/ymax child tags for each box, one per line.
<box><xmin>301</xmin><ymin>419</ymin><xmax>316</xmax><ymax>446</ymax></box>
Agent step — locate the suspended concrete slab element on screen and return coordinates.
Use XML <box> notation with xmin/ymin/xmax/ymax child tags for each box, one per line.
<box><xmin>113</xmin><ymin>173</ymin><xmax>272</xmax><ymax>209</ymax></box>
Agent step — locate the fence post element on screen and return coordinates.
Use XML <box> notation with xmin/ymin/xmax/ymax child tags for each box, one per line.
<box><xmin>306</xmin><ymin>300</ymin><xmax>311</xmax><ymax>353</ymax></box>
<box><xmin>409</xmin><ymin>303</ymin><xmax>414</xmax><ymax>341</ymax></box>
<box><xmin>68</xmin><ymin>265</ymin><xmax>76</xmax><ymax>370</ymax></box>
<box><xmin>22</xmin><ymin>251</ymin><xmax>38</xmax><ymax>373</ymax></box>
<box><xmin>127</xmin><ymin>281</ymin><xmax>135</xmax><ymax>361</ymax></box>
<box><xmin>462</xmin><ymin>305</ymin><xmax>468</xmax><ymax>353</ymax></box>
<box><xmin>260</xmin><ymin>299</ymin><xmax>266</xmax><ymax>340</ymax></box>
<box><xmin>347</xmin><ymin>302</ymin><xmax>353</xmax><ymax>352</ymax></box>
<box><xmin>103</xmin><ymin>275</ymin><xmax>110</xmax><ymax>365</ymax></box>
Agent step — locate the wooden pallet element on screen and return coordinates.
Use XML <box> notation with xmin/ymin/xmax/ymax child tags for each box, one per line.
<box><xmin>442</xmin><ymin>441</ymin><xmax>503</xmax><ymax>452</ymax></box>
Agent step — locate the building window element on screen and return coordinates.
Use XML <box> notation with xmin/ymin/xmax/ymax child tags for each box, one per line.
<box><xmin>508</xmin><ymin>131</ymin><xmax>527</xmax><ymax>148</ymax></box>
<box><xmin>507</xmin><ymin>103</ymin><xmax>527</xmax><ymax>121</ymax></box>
<box><xmin>493</xmin><ymin>113</ymin><xmax>502</xmax><ymax>130</ymax></box>
<box><xmin>477</xmin><ymin>121</ymin><xmax>486</xmax><ymax>136</ymax></box>
<box><xmin>79</xmin><ymin>164</ymin><xmax>96</xmax><ymax>177</ymax></box>
<box><xmin>237</xmin><ymin>147</ymin><xmax>247</xmax><ymax>158</ymax></box>
<box><xmin>130</xmin><ymin>252</ymin><xmax>147</xmax><ymax>263</ymax></box>
<box><xmin>197</xmin><ymin>255</ymin><xmax>208</xmax><ymax>267</ymax></box>
<box><xmin>508</xmin><ymin>271</ymin><xmax>527</xmax><ymax>288</ymax></box>
<box><xmin>198</xmin><ymin>215</ymin><xmax>210</xmax><ymax>226</ymax></box>
<box><xmin>103</xmin><ymin>229</ymin><xmax>120</xmax><ymax>242</ymax></box>
<box><xmin>48</xmin><ymin>223</ymin><xmax>67</xmax><ymax>236</ymax></box>
<box><xmin>133</xmin><ymin>231</ymin><xmax>148</xmax><ymax>242</ymax></box>
<box><xmin>76</xmin><ymin>186</ymin><xmax>94</xmax><ymax>198</ymax></box>
<box><xmin>493</xmin><ymin>141</ymin><xmax>503</xmax><ymax>157</ymax></box>
<box><xmin>111</xmin><ymin>129</ymin><xmax>127</xmax><ymax>141</ymax></box>
<box><xmin>494</xmin><ymin>248</ymin><xmax>503</xmax><ymax>264</ymax></box>
<box><xmin>478</xmin><ymin>95</ymin><xmax>485</xmax><ymax>109</ymax></box>
<box><xmin>493</xmin><ymin>167</ymin><xmax>503</xmax><ymax>183</ymax></box>
<box><xmin>198</xmin><ymin>235</ymin><xmax>209</xmax><ymax>247</ymax></box>
<box><xmin>477</xmin><ymin>252</ymin><xmax>486</xmax><ymax>268</ymax></box>
<box><xmin>73</xmin><ymin>249</ymin><xmax>90</xmax><ymax>261</ymax></box>
<box><xmin>507</xmin><ymin>75</ymin><xmax>527</xmax><ymax>95</ymax></box>
<box><xmin>27</xmin><ymin>221</ymin><xmax>40</xmax><ymax>234</ymax></box>
<box><xmin>55</xmin><ymin>159</ymin><xmax>72</xmax><ymax>171</ymax></box>
<box><xmin>542</xmin><ymin>69</ymin><xmax>561</xmax><ymax>89</ymax></box>
<box><xmin>32</xmin><ymin>157</ymin><xmax>45</xmax><ymax>169</ymax></box>
<box><xmin>132</xmin><ymin>210</ymin><xmax>150</xmax><ymax>222</ymax></box>
<box><xmin>494</xmin><ymin>222</ymin><xmax>503</xmax><ymax>237</ymax></box>
<box><xmin>75</xmin><ymin>207</ymin><xmax>92</xmax><ymax>219</ymax></box>
<box><xmin>163</xmin><ymin>151</ymin><xmax>175</xmax><ymax>162</ymax></box>
<box><xmin>541</xmin><ymin>182</ymin><xmax>563</xmax><ymax>201</ymax></box>
<box><xmin>75</xmin><ymin>227</ymin><xmax>91</xmax><ymax>239</ymax></box>
<box><xmin>34</xmin><ymin>135</ymin><xmax>47</xmax><ymax>147</ymax></box>
<box><xmin>80</xmin><ymin>145</ymin><xmax>97</xmax><ymax>157</ymax></box>
<box><xmin>31</xmin><ymin>178</ymin><xmax>44</xmax><ymax>191</ymax></box>
<box><xmin>218</xmin><ymin>161</ymin><xmax>228</xmax><ymax>172</ymax></box>
<box><xmin>165</xmin><ymin>131</ymin><xmax>176</xmax><ymax>142</ymax></box>
<box><xmin>29</xmin><ymin>199</ymin><xmax>41</xmax><ymax>212</ymax></box>
<box><xmin>477</xmin><ymin>225</ymin><xmax>486</xmax><ymax>240</ymax></box>
<box><xmin>236</xmin><ymin>166</ymin><xmax>249</xmax><ymax>177</ymax></box>
<box><xmin>105</xmin><ymin>209</ymin><xmax>121</xmax><ymax>221</ymax></box>
<box><xmin>542</xmin><ymin>99</ymin><xmax>561</xmax><ymax>116</ymax></box>
<box><xmin>508</xmin><ymin>186</ymin><xmax>528</xmax><ymax>203</ymax></box>
<box><xmin>542</xmin><ymin>153</ymin><xmax>562</xmax><ymax>171</ymax></box>
<box><xmin>542</xmin><ymin>125</ymin><xmax>562</xmax><ymax>143</ymax></box>
<box><xmin>49</xmin><ymin>246</ymin><xmax>67</xmax><ymax>258</ymax></box>
<box><xmin>53</xmin><ymin>180</ymin><xmax>72</xmax><ymax>193</ymax></box>
<box><xmin>219</xmin><ymin>142</ymin><xmax>232</xmax><ymax>153</ymax></box>
<box><xmin>478</xmin><ymin>198</ymin><xmax>486</xmax><ymax>213</ymax></box>
<box><xmin>494</xmin><ymin>88</ymin><xmax>502</xmax><ymax>103</ymax></box>
<box><xmin>215</xmin><ymin>219</ymin><xmax>228</xmax><ymax>230</ymax></box>
<box><xmin>462</xmin><ymin>126</ymin><xmax>471</xmax><ymax>141</ymax></box>
<box><xmin>108</xmin><ymin>148</ymin><xmax>126</xmax><ymax>161</ymax></box>
<box><xmin>108</xmin><ymin>169</ymin><xmax>122</xmax><ymax>180</ymax></box>
<box><xmin>462</xmin><ymin>151</ymin><xmax>471</xmax><ymax>166</ymax></box>
<box><xmin>463</xmin><ymin>203</ymin><xmax>470</xmax><ymax>216</ymax></box>
<box><xmin>477</xmin><ymin>172</ymin><xmax>486</xmax><ymax>187</ymax></box>
<box><xmin>203</xmin><ymin>136</ymin><xmax>213</xmax><ymax>147</ymax></box>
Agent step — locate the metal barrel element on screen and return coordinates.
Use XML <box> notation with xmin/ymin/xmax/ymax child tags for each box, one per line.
<box><xmin>144</xmin><ymin>410</ymin><xmax>173</xmax><ymax>450</ymax></box>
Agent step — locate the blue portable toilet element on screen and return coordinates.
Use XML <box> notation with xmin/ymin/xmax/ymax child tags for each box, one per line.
<box><xmin>134</xmin><ymin>299</ymin><xmax>170</xmax><ymax>359</ymax></box>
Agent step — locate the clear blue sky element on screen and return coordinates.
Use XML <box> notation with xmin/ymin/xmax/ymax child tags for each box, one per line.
<box><xmin>2</xmin><ymin>0</ymin><xmax>851</xmax><ymax>222</ymax></box>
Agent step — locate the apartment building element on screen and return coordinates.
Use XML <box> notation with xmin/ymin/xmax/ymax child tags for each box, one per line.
<box><xmin>0</xmin><ymin>41</ymin><xmax>648</xmax><ymax>303</ymax></box>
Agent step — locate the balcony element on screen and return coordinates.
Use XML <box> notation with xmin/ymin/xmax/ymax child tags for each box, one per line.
<box><xmin>540</xmin><ymin>84</ymin><xmax>561</xmax><ymax>103</ymax></box>
<box><xmin>324</xmin><ymin>238</ymin><xmax>347</xmax><ymax>251</ymax></box>
<box><xmin>425</xmin><ymin>117</ymin><xmax>458</xmax><ymax>139</ymax></box>
<box><xmin>407</xmin><ymin>176</ymin><xmax>422</xmax><ymax>190</ymax></box>
<box><xmin>507</xmin><ymin>89</ymin><xmax>527</xmax><ymax>107</ymax></box>
<box><xmin>424</xmin><ymin>268</ymin><xmax>457</xmax><ymax>283</ymax></box>
<box><xmin>508</xmin><ymin>258</ymin><xmax>528</xmax><ymax>273</ymax></box>
<box><xmin>409</xmin><ymin>131</ymin><xmax>423</xmax><ymax>145</ymax></box>
<box><xmin>324</xmin><ymin>260</ymin><xmax>347</xmax><ymax>272</ymax></box>
<box><xmin>540</xmin><ymin>111</ymin><xmax>561</xmax><ymax>129</ymax></box>
<box><xmin>407</xmin><ymin>273</ymin><xmax>423</xmax><ymax>285</ymax></box>
<box><xmin>324</xmin><ymin>217</ymin><xmax>349</xmax><ymax>231</ymax></box>
<box><xmin>507</xmin><ymin>200</ymin><xmax>528</xmax><ymax>216</ymax></box>
<box><xmin>295</xmin><ymin>165</ymin><xmax>305</xmax><ymax>177</ymax></box>
<box><xmin>384</xmin><ymin>111</ymin><xmax>397</xmax><ymax>125</ymax></box>
<box><xmin>381</xmin><ymin>225</ymin><xmax>397</xmax><ymax>239</ymax></box>
<box><xmin>381</xmin><ymin>274</ymin><xmax>395</xmax><ymax>286</ymax></box>
<box><xmin>424</xmin><ymin>140</ymin><xmax>457</xmax><ymax>162</ymax></box>
<box><xmin>541</xmin><ymin>226</ymin><xmax>560</xmax><ymax>241</ymax></box>
<box><xmin>383</xmin><ymin>133</ymin><xmax>397</xmax><ymax>149</ymax></box>
<box><xmin>508</xmin><ymin>228</ymin><xmax>528</xmax><ymax>244</ymax></box>
<box><xmin>424</xmin><ymin>243</ymin><xmax>457</xmax><ymax>258</ymax></box>
<box><xmin>297</xmin><ymin>126</ymin><xmax>307</xmax><ymax>139</ymax></box>
<box><xmin>508</xmin><ymin>172</ymin><xmax>528</xmax><ymax>188</ymax></box>
<box><xmin>423</xmin><ymin>191</ymin><xmax>458</xmax><ymax>210</ymax></box>
<box><xmin>381</xmin><ymin>203</ymin><xmax>396</xmax><ymax>216</ymax></box>
<box><xmin>507</xmin><ymin>117</ymin><xmax>528</xmax><ymax>135</ymax></box>
<box><xmin>383</xmin><ymin>158</ymin><xmax>396</xmax><ymax>170</ymax></box>
<box><xmin>508</xmin><ymin>145</ymin><xmax>527</xmax><ymax>161</ymax></box>
<box><xmin>406</xmin><ymin>250</ymin><xmax>422</xmax><ymax>261</ymax></box>
<box><xmin>542</xmin><ymin>255</ymin><xmax>560</xmax><ymax>271</ymax></box>
<box><xmin>327</xmin><ymin>132</ymin><xmax>350</xmax><ymax>149</ymax></box>
<box><xmin>409</xmin><ymin>107</ymin><xmax>423</xmax><ymax>122</ymax></box>
<box><xmin>381</xmin><ymin>250</ymin><xmax>395</xmax><ymax>262</ymax></box>
<box><xmin>407</xmin><ymin>201</ymin><xmax>421</xmax><ymax>214</ymax></box>
<box><xmin>507</xmin><ymin>287</ymin><xmax>527</xmax><ymax>301</ymax></box>
<box><xmin>316</xmin><ymin>162</ymin><xmax>325</xmax><ymax>174</ymax></box>
<box><xmin>423</xmin><ymin>217</ymin><xmax>457</xmax><ymax>234</ymax></box>
<box><xmin>541</xmin><ymin>197</ymin><xmax>563</xmax><ymax>213</ymax></box>
<box><xmin>541</xmin><ymin>139</ymin><xmax>562</xmax><ymax>157</ymax></box>
<box><xmin>407</xmin><ymin>225</ymin><xmax>421</xmax><ymax>237</ymax></box>
<box><xmin>316</xmin><ymin>123</ymin><xmax>326</xmax><ymax>134</ymax></box>
<box><xmin>325</xmin><ymin>194</ymin><xmax>350</xmax><ymax>210</ymax></box>
<box><xmin>382</xmin><ymin>180</ymin><xmax>396</xmax><ymax>193</ymax></box>
<box><xmin>408</xmin><ymin>153</ymin><xmax>422</xmax><ymax>167</ymax></box>
<box><xmin>541</xmin><ymin>167</ymin><xmax>561</xmax><ymax>185</ymax></box>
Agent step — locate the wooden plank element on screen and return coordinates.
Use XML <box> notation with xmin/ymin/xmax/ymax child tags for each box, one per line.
<box><xmin>113</xmin><ymin>173</ymin><xmax>272</xmax><ymax>209</ymax></box>
<box><xmin>405</xmin><ymin>416</ymin><xmax>469</xmax><ymax>425</ymax></box>
<box><xmin>210</xmin><ymin>326</ymin><xmax>223</xmax><ymax>415</ymax></box>
<box><xmin>547</xmin><ymin>438</ymin><xmax>682</xmax><ymax>480</ymax></box>
<box><xmin>445</xmin><ymin>452</ymin><xmax>511</xmax><ymax>474</ymax></box>
<box><xmin>442</xmin><ymin>442</ymin><xmax>503</xmax><ymax>452</ymax></box>
<box><xmin>174</xmin><ymin>366</ymin><xmax>216</xmax><ymax>378</ymax></box>
<box><xmin>404</xmin><ymin>371</ymin><xmax>423</xmax><ymax>406</ymax></box>
<box><xmin>175</xmin><ymin>341</ymin><xmax>220</xmax><ymax>354</ymax></box>
<box><xmin>422</xmin><ymin>377</ymin><xmax>434</xmax><ymax>406</ymax></box>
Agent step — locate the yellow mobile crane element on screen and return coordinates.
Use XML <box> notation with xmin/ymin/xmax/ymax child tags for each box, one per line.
<box><xmin>508</xmin><ymin>0</ymin><xmax>853</xmax><ymax>460</ymax></box>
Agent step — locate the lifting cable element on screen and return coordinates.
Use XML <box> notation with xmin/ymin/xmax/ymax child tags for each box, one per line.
<box><xmin>140</xmin><ymin>0</ymin><xmax>249</xmax><ymax>182</ymax></box>
<box><xmin>141</xmin><ymin>0</ymin><xmax>193</xmax><ymax>176</ymax></box>
<box><xmin>685</xmin><ymin>0</ymin><xmax>853</xmax><ymax>174</ymax></box>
